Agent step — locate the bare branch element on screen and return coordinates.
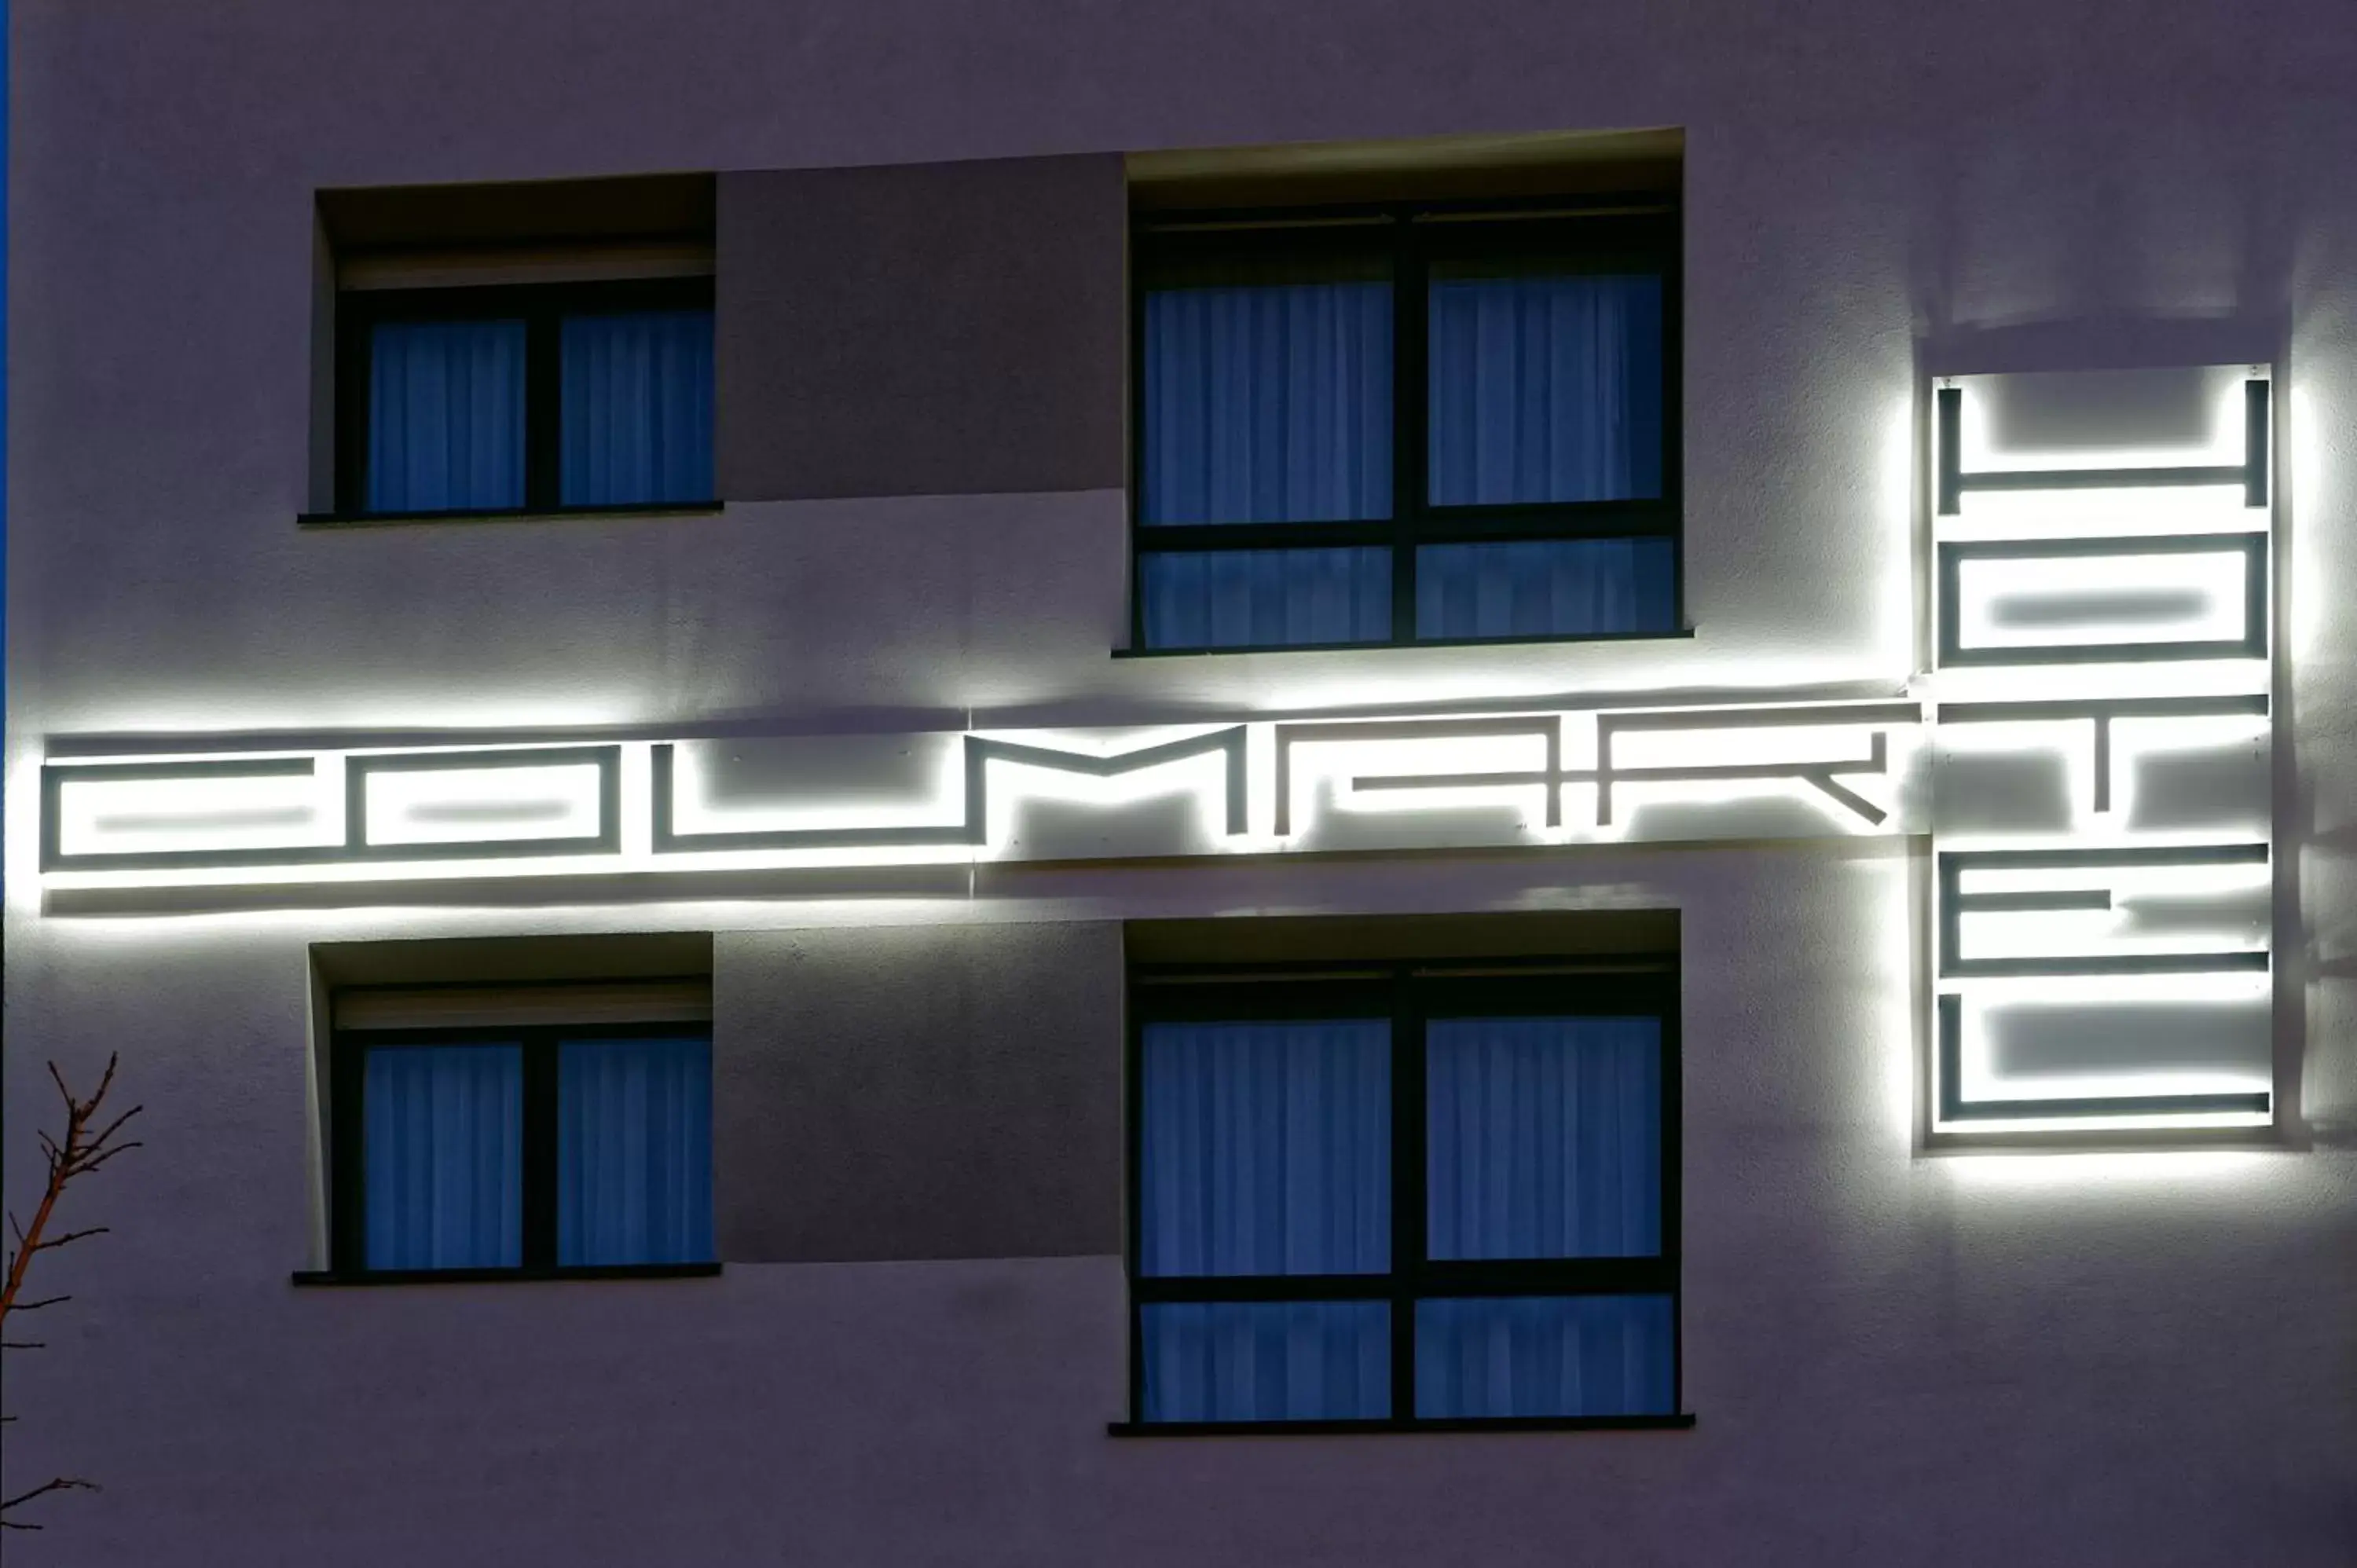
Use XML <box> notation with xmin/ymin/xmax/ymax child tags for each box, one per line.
<box><xmin>0</xmin><ymin>1476</ymin><xmax>101</xmax><ymax>1529</ymax></box>
<box><xmin>83</xmin><ymin>1105</ymin><xmax>145</xmax><ymax>1151</ymax></box>
<box><xmin>71</xmin><ymin>1143</ymin><xmax>143</xmax><ymax>1178</ymax></box>
<box><xmin>2</xmin><ymin>1055</ymin><xmax>137</xmax><ymax>1536</ymax></box>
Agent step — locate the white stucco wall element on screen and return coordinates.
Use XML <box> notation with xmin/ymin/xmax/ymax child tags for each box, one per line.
<box><xmin>6</xmin><ymin>0</ymin><xmax>2355</xmax><ymax>1561</ymax></box>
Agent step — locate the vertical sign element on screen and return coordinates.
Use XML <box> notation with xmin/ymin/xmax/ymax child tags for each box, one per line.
<box><xmin>1927</xmin><ymin>367</ymin><xmax>2275</xmax><ymax>1134</ymax></box>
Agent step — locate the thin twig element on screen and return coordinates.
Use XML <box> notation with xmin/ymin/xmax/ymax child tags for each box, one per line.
<box><xmin>1</xmin><ymin>1055</ymin><xmax>140</xmax><ymax>1531</ymax></box>
<box><xmin>74</xmin><ymin>1145</ymin><xmax>143</xmax><ymax>1177</ymax></box>
<box><xmin>0</xmin><ymin>1478</ymin><xmax>100</xmax><ymax>1529</ymax></box>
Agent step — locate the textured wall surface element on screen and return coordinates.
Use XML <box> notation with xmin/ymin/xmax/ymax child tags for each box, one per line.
<box><xmin>3</xmin><ymin>847</ymin><xmax>2352</xmax><ymax>1565</ymax></box>
<box><xmin>6</xmin><ymin>0</ymin><xmax>2356</xmax><ymax>1562</ymax></box>
<box><xmin>717</xmin><ymin>156</ymin><xmax>1128</xmax><ymax>501</ymax></box>
<box><xmin>713</xmin><ymin>921</ymin><xmax>1125</xmax><ymax>1262</ymax></box>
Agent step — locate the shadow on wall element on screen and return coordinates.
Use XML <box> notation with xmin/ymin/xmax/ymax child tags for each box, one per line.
<box><xmin>2285</xmin><ymin>793</ymin><xmax>2357</xmax><ymax>1146</ymax></box>
<box><xmin>1907</xmin><ymin>116</ymin><xmax>2293</xmax><ymax>377</ymax></box>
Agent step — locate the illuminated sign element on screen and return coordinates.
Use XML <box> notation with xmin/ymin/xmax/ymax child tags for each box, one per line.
<box><xmin>1926</xmin><ymin>366</ymin><xmax>2275</xmax><ymax>1138</ymax></box>
<box><xmin>38</xmin><ymin>700</ymin><xmax>1926</xmax><ymax>893</ymax></box>
<box><xmin>25</xmin><ymin>364</ymin><xmax>2282</xmax><ymax>1152</ymax></box>
<box><xmin>43</xmin><ymin>747</ymin><xmax>623</xmax><ymax>870</ymax></box>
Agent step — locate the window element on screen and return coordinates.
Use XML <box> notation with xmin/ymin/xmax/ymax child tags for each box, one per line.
<box><xmin>1130</xmin><ymin>198</ymin><xmax>1679</xmax><ymax>651</ymax></box>
<box><xmin>335</xmin><ymin>277</ymin><xmax>715</xmax><ymax>517</ymax></box>
<box><xmin>328</xmin><ymin>1014</ymin><xmax>714</xmax><ymax>1280</ymax></box>
<box><xmin>1124</xmin><ymin>964</ymin><xmax>1682</xmax><ymax>1430</ymax></box>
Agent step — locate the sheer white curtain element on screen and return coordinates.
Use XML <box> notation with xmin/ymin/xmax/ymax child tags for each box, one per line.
<box><xmin>1425</xmin><ymin>1015</ymin><xmax>1662</xmax><ymax>1259</ymax></box>
<box><xmin>367</xmin><ymin>319</ymin><xmax>527</xmax><ymax>512</ymax></box>
<box><xmin>1417</xmin><ymin>537</ymin><xmax>1675</xmax><ymax>639</ymax></box>
<box><xmin>1139</xmin><ymin>547</ymin><xmax>1391</xmax><ymax>650</ymax></box>
<box><xmin>1416</xmin><ymin>1295</ymin><xmax>1674</xmax><ymax>1418</ymax></box>
<box><xmin>559</xmin><ymin>310</ymin><xmax>715</xmax><ymax>506</ymax></box>
<box><xmin>1419</xmin><ymin>1015</ymin><xmax>1671</xmax><ymax>1416</ymax></box>
<box><xmin>1142</xmin><ymin>282</ymin><xmax>1393</xmax><ymax>525</ymax></box>
<box><xmin>1139</xmin><ymin>281</ymin><xmax>1394</xmax><ymax>647</ymax></box>
<box><xmin>1421</xmin><ymin>271</ymin><xmax>1673</xmax><ymax>639</ymax></box>
<box><xmin>364</xmin><ymin>1043</ymin><xmax>523</xmax><ymax>1269</ymax></box>
<box><xmin>557</xmin><ymin>1037</ymin><xmax>713</xmax><ymax>1266</ymax></box>
<box><xmin>1139</xmin><ymin>1018</ymin><xmax>1391</xmax><ymax>1420</ymax></box>
<box><xmin>1427</xmin><ymin>272</ymin><xmax>1663</xmax><ymax>506</ymax></box>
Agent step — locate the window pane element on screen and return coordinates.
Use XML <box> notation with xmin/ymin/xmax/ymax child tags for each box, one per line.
<box><xmin>1141</xmin><ymin>1019</ymin><xmax>1390</xmax><ymax>1276</ymax></box>
<box><xmin>1140</xmin><ymin>547</ymin><xmax>1391</xmax><ymax>649</ymax></box>
<box><xmin>368</xmin><ymin>319</ymin><xmax>526</xmax><ymax>512</ymax></box>
<box><xmin>1143</xmin><ymin>1301</ymin><xmax>1390</xmax><ymax>1422</ymax></box>
<box><xmin>1142</xmin><ymin>281</ymin><xmax>1392</xmax><ymax>525</ymax></box>
<box><xmin>364</xmin><ymin>1043</ymin><xmax>523</xmax><ymax>1269</ymax></box>
<box><xmin>560</xmin><ymin>310</ymin><xmax>716</xmax><ymax>506</ymax></box>
<box><xmin>1427</xmin><ymin>272</ymin><xmax>1663</xmax><ymax>505</ymax></box>
<box><xmin>1415</xmin><ymin>1295</ymin><xmax>1674</xmax><ymax>1418</ymax></box>
<box><xmin>1426</xmin><ymin>1015</ymin><xmax>1661</xmax><ymax>1259</ymax></box>
<box><xmin>558</xmin><ymin>1037</ymin><xmax>714</xmax><ymax>1266</ymax></box>
<box><xmin>1414</xmin><ymin>537</ymin><xmax>1675</xmax><ymax>639</ymax></box>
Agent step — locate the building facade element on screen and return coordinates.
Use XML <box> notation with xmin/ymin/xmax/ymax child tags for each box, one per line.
<box><xmin>6</xmin><ymin>2</ymin><xmax>2355</xmax><ymax>1563</ymax></box>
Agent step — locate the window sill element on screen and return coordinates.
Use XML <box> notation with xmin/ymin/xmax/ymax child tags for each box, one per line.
<box><xmin>297</xmin><ymin>501</ymin><xmax>725</xmax><ymax>529</ymax></box>
<box><xmin>1111</xmin><ymin>627</ymin><xmax>1696</xmax><ymax>659</ymax></box>
<box><xmin>1107</xmin><ymin>1413</ymin><xmax>1695</xmax><ymax>1437</ymax></box>
<box><xmin>291</xmin><ymin>1262</ymin><xmax>722</xmax><ymax>1287</ymax></box>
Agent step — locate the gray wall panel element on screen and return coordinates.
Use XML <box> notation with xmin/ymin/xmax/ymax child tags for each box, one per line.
<box><xmin>717</xmin><ymin>155</ymin><xmax>1127</xmax><ymax>500</ymax></box>
<box><xmin>714</xmin><ymin>921</ymin><xmax>1123</xmax><ymax>1261</ymax></box>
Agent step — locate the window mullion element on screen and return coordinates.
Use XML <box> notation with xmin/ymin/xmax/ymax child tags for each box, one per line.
<box><xmin>330</xmin><ymin>1037</ymin><xmax>367</xmax><ymax>1273</ymax></box>
<box><xmin>1124</xmin><ymin>1000</ymin><xmax>1148</xmax><ymax>1418</ymax></box>
<box><xmin>1661</xmin><ymin>984</ymin><xmax>1684</xmax><ymax>1413</ymax></box>
<box><xmin>1389</xmin><ymin>968</ymin><xmax>1425</xmax><ymax>1417</ymax></box>
<box><xmin>521</xmin><ymin>1031</ymin><xmax>559</xmax><ymax>1271</ymax></box>
<box><xmin>525</xmin><ymin>306</ymin><xmax>563</xmax><ymax>511</ymax></box>
<box><xmin>335</xmin><ymin>299</ymin><xmax>374</xmax><ymax>516</ymax></box>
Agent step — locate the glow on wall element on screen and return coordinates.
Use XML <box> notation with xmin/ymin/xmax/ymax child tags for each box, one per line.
<box><xmin>22</xmin><ymin>363</ymin><xmax>2280</xmax><ymax>1153</ymax></box>
<box><xmin>1926</xmin><ymin>366</ymin><xmax>2275</xmax><ymax>1138</ymax></box>
<box><xmin>36</xmin><ymin>699</ymin><xmax>1927</xmax><ymax>896</ymax></box>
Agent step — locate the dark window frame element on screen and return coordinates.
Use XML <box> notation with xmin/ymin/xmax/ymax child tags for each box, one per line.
<box><xmin>312</xmin><ymin>1016</ymin><xmax>717</xmax><ymax>1285</ymax></box>
<box><xmin>331</xmin><ymin>275</ymin><xmax>717</xmax><ymax>522</ymax></box>
<box><xmin>1125</xmin><ymin>193</ymin><xmax>1684</xmax><ymax>654</ymax></box>
<box><xmin>1117</xmin><ymin>958</ymin><xmax>1687</xmax><ymax>1434</ymax></box>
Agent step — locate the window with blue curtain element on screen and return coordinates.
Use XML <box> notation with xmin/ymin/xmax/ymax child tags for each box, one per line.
<box><xmin>341</xmin><ymin>278</ymin><xmax>714</xmax><ymax>518</ymax></box>
<box><xmin>338</xmin><ymin>1017</ymin><xmax>714</xmax><ymax>1279</ymax></box>
<box><xmin>362</xmin><ymin>1042</ymin><xmax>524</xmax><ymax>1270</ymax></box>
<box><xmin>1127</xmin><ymin>967</ymin><xmax>1681</xmax><ymax>1429</ymax></box>
<box><xmin>1138</xmin><ymin>1016</ymin><xmax>1391</xmax><ymax>1421</ymax></box>
<box><xmin>560</xmin><ymin>310</ymin><xmax>715</xmax><ymax>506</ymax></box>
<box><xmin>1131</xmin><ymin>202</ymin><xmax>1678</xmax><ymax>650</ymax></box>
<box><xmin>557</xmin><ymin>1036</ymin><xmax>713</xmax><ymax>1266</ymax></box>
<box><xmin>1424</xmin><ymin>1015</ymin><xmax>1662</xmax><ymax>1261</ymax></box>
<box><xmin>365</xmin><ymin>320</ymin><xmax>527</xmax><ymax>514</ymax></box>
